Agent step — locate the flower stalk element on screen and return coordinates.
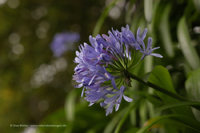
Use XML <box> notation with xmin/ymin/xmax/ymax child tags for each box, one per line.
<box><xmin>125</xmin><ymin>71</ymin><xmax>188</xmax><ymax>102</ymax></box>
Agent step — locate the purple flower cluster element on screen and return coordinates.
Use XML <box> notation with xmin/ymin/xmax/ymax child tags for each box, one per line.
<box><xmin>50</xmin><ymin>32</ymin><xmax>80</xmax><ymax>57</ymax></box>
<box><xmin>73</xmin><ymin>25</ymin><xmax>162</xmax><ymax>116</ymax></box>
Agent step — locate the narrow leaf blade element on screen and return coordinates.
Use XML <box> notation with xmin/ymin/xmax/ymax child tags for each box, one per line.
<box><xmin>144</xmin><ymin>0</ymin><xmax>153</xmax><ymax>23</ymax></box>
<box><xmin>177</xmin><ymin>16</ymin><xmax>200</xmax><ymax>69</ymax></box>
<box><xmin>156</xmin><ymin>101</ymin><xmax>200</xmax><ymax>113</ymax></box>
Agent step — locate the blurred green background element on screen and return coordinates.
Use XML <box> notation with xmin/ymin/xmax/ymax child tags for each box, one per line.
<box><xmin>0</xmin><ymin>0</ymin><xmax>200</xmax><ymax>133</ymax></box>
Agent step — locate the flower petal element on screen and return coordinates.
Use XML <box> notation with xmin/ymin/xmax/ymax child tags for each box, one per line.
<box><xmin>81</xmin><ymin>87</ymin><xmax>85</xmax><ymax>97</ymax></box>
<box><xmin>104</xmin><ymin>94</ymin><xmax>120</xmax><ymax>104</ymax></box>
<box><xmin>140</xmin><ymin>28</ymin><xmax>148</xmax><ymax>41</ymax></box>
<box><xmin>111</xmin><ymin>78</ymin><xmax>118</xmax><ymax>91</ymax></box>
<box><xmin>115</xmin><ymin>104</ymin><xmax>120</xmax><ymax>111</ymax></box>
<box><xmin>123</xmin><ymin>95</ymin><xmax>133</xmax><ymax>102</ymax></box>
<box><xmin>150</xmin><ymin>53</ymin><xmax>163</xmax><ymax>58</ymax></box>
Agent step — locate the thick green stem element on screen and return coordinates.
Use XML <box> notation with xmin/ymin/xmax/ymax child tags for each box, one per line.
<box><xmin>126</xmin><ymin>71</ymin><xmax>200</xmax><ymax>111</ymax></box>
<box><xmin>126</xmin><ymin>71</ymin><xmax>188</xmax><ymax>102</ymax></box>
<box><xmin>115</xmin><ymin>71</ymin><xmax>200</xmax><ymax>133</ymax></box>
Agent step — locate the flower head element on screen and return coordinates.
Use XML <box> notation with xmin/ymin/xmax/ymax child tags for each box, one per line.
<box><xmin>73</xmin><ymin>25</ymin><xmax>162</xmax><ymax>115</ymax></box>
<box><xmin>50</xmin><ymin>32</ymin><xmax>80</xmax><ymax>57</ymax></box>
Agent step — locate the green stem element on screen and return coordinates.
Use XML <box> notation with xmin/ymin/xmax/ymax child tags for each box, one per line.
<box><xmin>126</xmin><ymin>71</ymin><xmax>188</xmax><ymax>102</ymax></box>
<box><xmin>127</xmin><ymin>71</ymin><xmax>200</xmax><ymax>111</ymax></box>
<box><xmin>128</xmin><ymin>59</ymin><xmax>141</xmax><ymax>70</ymax></box>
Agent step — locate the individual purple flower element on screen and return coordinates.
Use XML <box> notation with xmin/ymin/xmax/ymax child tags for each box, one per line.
<box><xmin>112</xmin><ymin>25</ymin><xmax>147</xmax><ymax>51</ymax></box>
<box><xmin>50</xmin><ymin>32</ymin><xmax>80</xmax><ymax>57</ymax></box>
<box><xmin>100</xmin><ymin>80</ymin><xmax>133</xmax><ymax>116</ymax></box>
<box><xmin>111</xmin><ymin>25</ymin><xmax>162</xmax><ymax>60</ymax></box>
<box><xmin>73</xmin><ymin>24</ymin><xmax>162</xmax><ymax>115</ymax></box>
<box><xmin>139</xmin><ymin>37</ymin><xmax>163</xmax><ymax>60</ymax></box>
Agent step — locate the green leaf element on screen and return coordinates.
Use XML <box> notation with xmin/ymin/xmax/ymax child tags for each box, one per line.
<box><xmin>114</xmin><ymin>98</ymin><xmax>143</xmax><ymax>133</ymax></box>
<box><xmin>170</xmin><ymin>115</ymin><xmax>200</xmax><ymax>132</ymax></box>
<box><xmin>125</xmin><ymin>127</ymin><xmax>150</xmax><ymax>133</ymax></box>
<box><xmin>186</xmin><ymin>67</ymin><xmax>200</xmax><ymax>121</ymax></box>
<box><xmin>92</xmin><ymin>0</ymin><xmax>119</xmax><ymax>36</ymax></box>
<box><xmin>136</xmin><ymin>114</ymin><xmax>200</xmax><ymax>133</ymax></box>
<box><xmin>193</xmin><ymin>0</ymin><xmax>200</xmax><ymax>12</ymax></box>
<box><xmin>37</xmin><ymin>108</ymin><xmax>68</xmax><ymax>133</ymax></box>
<box><xmin>183</xmin><ymin>60</ymin><xmax>193</xmax><ymax>76</ymax></box>
<box><xmin>142</xmin><ymin>72</ymin><xmax>151</xmax><ymax>83</ymax></box>
<box><xmin>159</xmin><ymin>4</ymin><xmax>174</xmax><ymax>57</ymax></box>
<box><xmin>125</xmin><ymin>0</ymin><xmax>136</xmax><ymax>24</ymax></box>
<box><xmin>148</xmin><ymin>66</ymin><xmax>175</xmax><ymax>93</ymax></box>
<box><xmin>144</xmin><ymin>0</ymin><xmax>153</xmax><ymax>23</ymax></box>
<box><xmin>145</xmin><ymin>94</ymin><xmax>163</xmax><ymax>107</ymax></box>
<box><xmin>127</xmin><ymin>69</ymin><xmax>187</xmax><ymax>102</ymax></box>
<box><xmin>148</xmin><ymin>66</ymin><xmax>194</xmax><ymax>117</ymax></box>
<box><xmin>64</xmin><ymin>90</ymin><xmax>77</xmax><ymax>122</ymax></box>
<box><xmin>136</xmin><ymin>116</ymin><xmax>165</xmax><ymax>133</ymax></box>
<box><xmin>186</xmin><ymin>67</ymin><xmax>200</xmax><ymax>101</ymax></box>
<box><xmin>177</xmin><ymin>16</ymin><xmax>200</xmax><ymax>70</ymax></box>
<box><xmin>139</xmin><ymin>99</ymin><xmax>148</xmax><ymax>127</ymax></box>
<box><xmin>130</xmin><ymin>14</ymin><xmax>140</xmax><ymax>32</ymax></box>
<box><xmin>156</xmin><ymin>101</ymin><xmax>200</xmax><ymax>113</ymax></box>
<box><xmin>74</xmin><ymin>102</ymin><xmax>109</xmax><ymax>133</ymax></box>
<box><xmin>103</xmin><ymin>108</ymin><xmax>126</xmax><ymax>133</ymax></box>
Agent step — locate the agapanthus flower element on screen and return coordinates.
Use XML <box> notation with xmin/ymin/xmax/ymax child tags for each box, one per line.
<box><xmin>50</xmin><ymin>32</ymin><xmax>80</xmax><ymax>57</ymax></box>
<box><xmin>73</xmin><ymin>25</ymin><xmax>162</xmax><ymax>116</ymax></box>
<box><xmin>139</xmin><ymin>37</ymin><xmax>163</xmax><ymax>60</ymax></box>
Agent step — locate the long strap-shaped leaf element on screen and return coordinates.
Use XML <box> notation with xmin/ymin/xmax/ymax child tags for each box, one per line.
<box><xmin>136</xmin><ymin>114</ymin><xmax>200</xmax><ymax>133</ymax></box>
<box><xmin>103</xmin><ymin>108</ymin><xmax>127</xmax><ymax>133</ymax></box>
<box><xmin>114</xmin><ymin>97</ymin><xmax>143</xmax><ymax>133</ymax></box>
<box><xmin>144</xmin><ymin>0</ymin><xmax>153</xmax><ymax>23</ymax></box>
<box><xmin>156</xmin><ymin>101</ymin><xmax>200</xmax><ymax>113</ymax></box>
<box><xmin>92</xmin><ymin>0</ymin><xmax>120</xmax><ymax>36</ymax></box>
<box><xmin>177</xmin><ymin>16</ymin><xmax>200</xmax><ymax>70</ymax></box>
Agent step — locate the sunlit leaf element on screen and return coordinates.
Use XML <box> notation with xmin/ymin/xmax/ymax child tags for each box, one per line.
<box><xmin>177</xmin><ymin>16</ymin><xmax>200</xmax><ymax>70</ymax></box>
<box><xmin>193</xmin><ymin>0</ymin><xmax>200</xmax><ymax>12</ymax></box>
<box><xmin>144</xmin><ymin>0</ymin><xmax>153</xmax><ymax>23</ymax></box>
<box><xmin>64</xmin><ymin>90</ymin><xmax>77</xmax><ymax>122</ymax></box>
<box><xmin>159</xmin><ymin>4</ymin><xmax>174</xmax><ymax>57</ymax></box>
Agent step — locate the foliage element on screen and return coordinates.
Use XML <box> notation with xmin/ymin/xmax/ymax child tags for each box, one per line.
<box><xmin>1</xmin><ymin>0</ymin><xmax>200</xmax><ymax>133</ymax></box>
